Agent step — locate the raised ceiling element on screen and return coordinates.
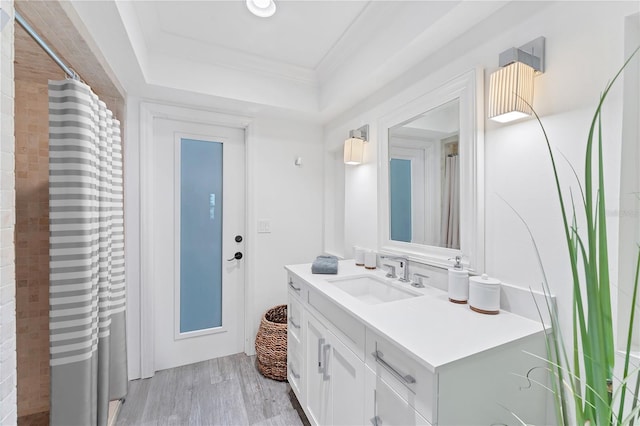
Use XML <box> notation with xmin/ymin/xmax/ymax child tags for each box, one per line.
<box><xmin>64</xmin><ymin>0</ymin><xmax>522</xmax><ymax>122</ymax></box>
<box><xmin>133</xmin><ymin>1</ymin><xmax>371</xmax><ymax>70</ymax></box>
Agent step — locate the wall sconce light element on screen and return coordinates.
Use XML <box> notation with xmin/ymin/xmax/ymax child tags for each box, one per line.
<box><xmin>344</xmin><ymin>125</ymin><xmax>369</xmax><ymax>165</ymax></box>
<box><xmin>488</xmin><ymin>37</ymin><xmax>545</xmax><ymax>123</ymax></box>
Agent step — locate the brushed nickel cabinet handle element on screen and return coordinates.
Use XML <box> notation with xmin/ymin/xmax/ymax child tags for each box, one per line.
<box><xmin>288</xmin><ymin>317</ymin><xmax>300</xmax><ymax>329</ymax></box>
<box><xmin>288</xmin><ymin>363</ymin><xmax>300</xmax><ymax>379</ymax></box>
<box><xmin>370</xmin><ymin>387</ymin><xmax>381</xmax><ymax>425</ymax></box>
<box><xmin>288</xmin><ymin>281</ymin><xmax>301</xmax><ymax>292</ymax></box>
<box><xmin>372</xmin><ymin>347</ymin><xmax>416</xmax><ymax>388</ymax></box>
<box><xmin>322</xmin><ymin>344</ymin><xmax>331</xmax><ymax>381</ymax></box>
<box><xmin>317</xmin><ymin>338</ymin><xmax>325</xmax><ymax>373</ymax></box>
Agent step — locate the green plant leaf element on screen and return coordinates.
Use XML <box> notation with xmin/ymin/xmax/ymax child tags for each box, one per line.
<box><xmin>509</xmin><ymin>45</ymin><xmax>639</xmax><ymax>425</ymax></box>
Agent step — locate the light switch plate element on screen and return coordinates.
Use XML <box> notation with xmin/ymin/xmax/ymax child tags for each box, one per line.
<box><xmin>257</xmin><ymin>219</ymin><xmax>271</xmax><ymax>233</ymax></box>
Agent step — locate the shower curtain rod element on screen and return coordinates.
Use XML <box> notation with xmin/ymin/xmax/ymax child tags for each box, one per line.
<box><xmin>15</xmin><ymin>11</ymin><xmax>79</xmax><ymax>80</ymax></box>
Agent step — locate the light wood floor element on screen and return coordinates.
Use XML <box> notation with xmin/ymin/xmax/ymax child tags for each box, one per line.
<box><xmin>116</xmin><ymin>353</ymin><xmax>305</xmax><ymax>426</ymax></box>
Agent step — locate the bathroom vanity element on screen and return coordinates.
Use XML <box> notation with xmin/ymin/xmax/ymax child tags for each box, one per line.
<box><xmin>286</xmin><ymin>261</ymin><xmax>548</xmax><ymax>426</ymax></box>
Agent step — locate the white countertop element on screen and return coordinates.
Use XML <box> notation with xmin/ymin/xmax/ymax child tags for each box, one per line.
<box><xmin>285</xmin><ymin>260</ymin><xmax>546</xmax><ymax>370</ymax></box>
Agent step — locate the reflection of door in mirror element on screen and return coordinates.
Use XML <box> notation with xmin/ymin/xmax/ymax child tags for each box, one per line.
<box><xmin>389</xmin><ymin>143</ymin><xmax>439</xmax><ymax>245</ymax></box>
<box><xmin>388</xmin><ymin>99</ymin><xmax>460</xmax><ymax>249</ymax></box>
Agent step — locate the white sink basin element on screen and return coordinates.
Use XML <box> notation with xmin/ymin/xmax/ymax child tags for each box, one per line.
<box><xmin>327</xmin><ymin>275</ymin><xmax>420</xmax><ymax>305</ymax></box>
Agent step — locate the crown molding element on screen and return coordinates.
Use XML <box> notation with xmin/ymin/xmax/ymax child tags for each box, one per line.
<box><xmin>150</xmin><ymin>30</ymin><xmax>319</xmax><ymax>87</ymax></box>
<box><xmin>315</xmin><ymin>1</ymin><xmax>407</xmax><ymax>83</ymax></box>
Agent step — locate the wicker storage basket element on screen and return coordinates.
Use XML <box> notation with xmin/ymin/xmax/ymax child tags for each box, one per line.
<box><xmin>255</xmin><ymin>304</ymin><xmax>288</xmax><ymax>381</ymax></box>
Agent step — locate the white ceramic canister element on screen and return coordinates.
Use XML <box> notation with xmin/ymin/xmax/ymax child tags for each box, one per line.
<box><xmin>364</xmin><ymin>251</ymin><xmax>377</xmax><ymax>270</ymax></box>
<box><xmin>448</xmin><ymin>268</ymin><xmax>469</xmax><ymax>303</ymax></box>
<box><xmin>354</xmin><ymin>246</ymin><xmax>365</xmax><ymax>266</ymax></box>
<box><xmin>468</xmin><ymin>274</ymin><xmax>501</xmax><ymax>315</ymax></box>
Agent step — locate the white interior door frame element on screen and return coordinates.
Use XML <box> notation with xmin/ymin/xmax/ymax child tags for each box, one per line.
<box><xmin>139</xmin><ymin>102</ymin><xmax>255</xmax><ymax>378</ymax></box>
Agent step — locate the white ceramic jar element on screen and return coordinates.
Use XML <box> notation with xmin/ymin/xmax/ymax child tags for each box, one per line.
<box><xmin>354</xmin><ymin>246</ymin><xmax>365</xmax><ymax>266</ymax></box>
<box><xmin>468</xmin><ymin>274</ymin><xmax>501</xmax><ymax>315</ymax></box>
<box><xmin>364</xmin><ymin>251</ymin><xmax>377</xmax><ymax>270</ymax></box>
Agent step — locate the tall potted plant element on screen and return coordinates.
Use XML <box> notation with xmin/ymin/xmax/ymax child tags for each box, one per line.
<box><xmin>509</xmin><ymin>47</ymin><xmax>640</xmax><ymax>425</ymax></box>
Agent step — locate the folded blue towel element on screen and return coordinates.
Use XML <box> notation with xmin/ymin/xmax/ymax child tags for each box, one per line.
<box><xmin>311</xmin><ymin>255</ymin><xmax>338</xmax><ymax>274</ymax></box>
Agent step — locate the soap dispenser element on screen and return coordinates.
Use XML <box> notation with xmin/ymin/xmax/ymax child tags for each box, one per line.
<box><xmin>448</xmin><ymin>256</ymin><xmax>469</xmax><ymax>304</ymax></box>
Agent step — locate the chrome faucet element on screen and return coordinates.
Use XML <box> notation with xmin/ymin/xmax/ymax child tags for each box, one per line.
<box><xmin>380</xmin><ymin>255</ymin><xmax>410</xmax><ymax>283</ymax></box>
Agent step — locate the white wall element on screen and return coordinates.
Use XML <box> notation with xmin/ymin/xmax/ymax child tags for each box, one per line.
<box><xmin>248</xmin><ymin>118</ymin><xmax>324</xmax><ymax>339</ymax></box>
<box><xmin>124</xmin><ymin>98</ymin><xmax>324</xmax><ymax>379</ymax></box>
<box><xmin>617</xmin><ymin>13</ymin><xmax>640</xmax><ymax>351</ymax></box>
<box><xmin>0</xmin><ymin>0</ymin><xmax>16</xmax><ymax>422</ymax></box>
<box><xmin>325</xmin><ymin>1</ymin><xmax>639</xmax><ymax>347</ymax></box>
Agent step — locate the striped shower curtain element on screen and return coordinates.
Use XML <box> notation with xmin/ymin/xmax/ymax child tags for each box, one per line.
<box><xmin>48</xmin><ymin>79</ymin><xmax>127</xmax><ymax>426</ymax></box>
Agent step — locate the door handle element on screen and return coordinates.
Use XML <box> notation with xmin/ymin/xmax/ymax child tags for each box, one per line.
<box><xmin>227</xmin><ymin>252</ymin><xmax>243</xmax><ymax>261</ymax></box>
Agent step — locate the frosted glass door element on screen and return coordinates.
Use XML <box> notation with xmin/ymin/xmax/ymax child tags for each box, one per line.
<box><xmin>180</xmin><ymin>138</ymin><xmax>223</xmax><ymax>333</ymax></box>
<box><xmin>152</xmin><ymin>117</ymin><xmax>244</xmax><ymax>372</ymax></box>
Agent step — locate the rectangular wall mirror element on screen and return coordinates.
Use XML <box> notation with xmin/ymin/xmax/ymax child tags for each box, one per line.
<box><xmin>378</xmin><ymin>69</ymin><xmax>484</xmax><ymax>272</ymax></box>
<box><xmin>389</xmin><ymin>99</ymin><xmax>460</xmax><ymax>249</ymax></box>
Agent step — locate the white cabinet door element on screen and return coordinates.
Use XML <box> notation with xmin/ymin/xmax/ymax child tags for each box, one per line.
<box><xmin>365</xmin><ymin>367</ymin><xmax>431</xmax><ymax>426</ymax></box>
<box><xmin>305</xmin><ymin>311</ymin><xmax>365</xmax><ymax>426</ymax></box>
<box><xmin>305</xmin><ymin>313</ymin><xmax>331</xmax><ymax>426</ymax></box>
<box><xmin>326</xmin><ymin>329</ymin><xmax>365</xmax><ymax>426</ymax></box>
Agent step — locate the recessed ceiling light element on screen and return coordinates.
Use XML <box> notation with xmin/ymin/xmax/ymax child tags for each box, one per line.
<box><xmin>246</xmin><ymin>0</ymin><xmax>276</xmax><ymax>18</ymax></box>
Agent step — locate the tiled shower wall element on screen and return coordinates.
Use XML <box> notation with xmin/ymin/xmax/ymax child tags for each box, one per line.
<box><xmin>0</xmin><ymin>0</ymin><xmax>17</xmax><ymax>423</ymax></box>
<box><xmin>14</xmin><ymin>79</ymin><xmax>49</xmax><ymax>417</ymax></box>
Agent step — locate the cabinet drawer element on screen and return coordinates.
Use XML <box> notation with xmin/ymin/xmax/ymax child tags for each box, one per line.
<box><xmin>288</xmin><ymin>294</ymin><xmax>303</xmax><ymax>341</ymax></box>
<box><xmin>308</xmin><ymin>288</ymin><xmax>366</xmax><ymax>359</ymax></box>
<box><xmin>366</xmin><ymin>366</ymin><xmax>431</xmax><ymax>426</ymax></box>
<box><xmin>365</xmin><ymin>329</ymin><xmax>436</xmax><ymax>423</ymax></box>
